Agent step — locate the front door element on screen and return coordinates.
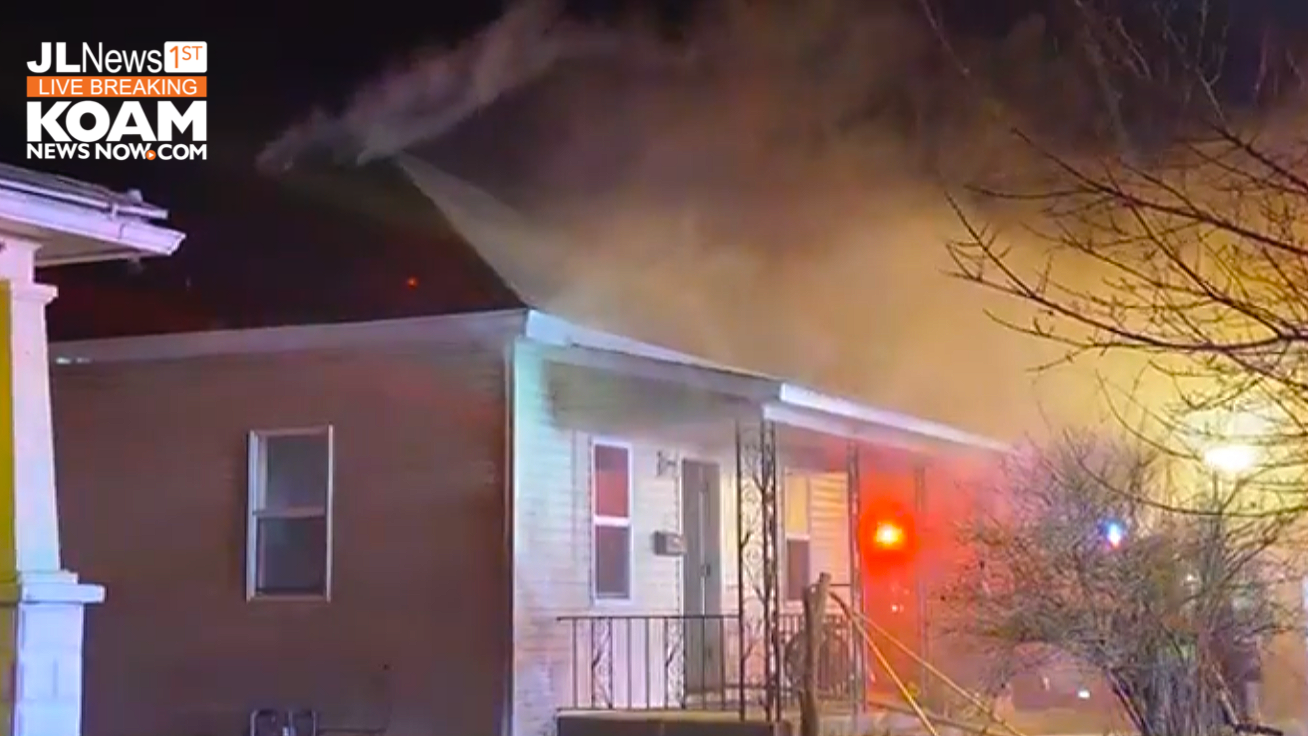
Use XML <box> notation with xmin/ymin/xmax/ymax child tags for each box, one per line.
<box><xmin>681</xmin><ymin>459</ymin><xmax>724</xmax><ymax>695</ymax></box>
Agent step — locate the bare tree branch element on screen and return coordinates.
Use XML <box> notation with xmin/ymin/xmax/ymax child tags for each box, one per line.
<box><xmin>920</xmin><ymin>0</ymin><xmax>1308</xmax><ymax>502</ymax></box>
<box><xmin>943</xmin><ymin>438</ymin><xmax>1297</xmax><ymax>736</ymax></box>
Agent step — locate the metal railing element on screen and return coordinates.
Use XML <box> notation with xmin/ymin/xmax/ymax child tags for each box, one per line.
<box><xmin>780</xmin><ymin>612</ymin><xmax>860</xmax><ymax>703</ymax></box>
<box><xmin>557</xmin><ymin>611</ymin><xmax>864</xmax><ymax>716</ymax></box>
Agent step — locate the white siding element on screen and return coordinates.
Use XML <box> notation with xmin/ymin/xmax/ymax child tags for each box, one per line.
<box><xmin>808</xmin><ymin>472</ymin><xmax>852</xmax><ymax>590</ymax></box>
<box><xmin>511</xmin><ymin>340</ymin><xmax>588</xmax><ymax>736</ymax></box>
<box><xmin>510</xmin><ymin>345</ymin><xmax>862</xmax><ymax>734</ymax></box>
<box><xmin>567</xmin><ymin>437</ymin><xmax>684</xmax><ymax>711</ymax></box>
<box><xmin>719</xmin><ymin>469</ymin><xmax>850</xmax><ymax>611</ymax></box>
<box><xmin>718</xmin><ymin>467</ymin><xmax>851</xmax><ymax>688</ymax></box>
<box><xmin>511</xmin><ymin>342</ymin><xmax>687</xmax><ymax>736</ymax></box>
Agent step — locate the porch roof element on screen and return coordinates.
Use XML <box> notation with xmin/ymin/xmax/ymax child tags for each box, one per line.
<box><xmin>523</xmin><ymin>312</ymin><xmax>1010</xmax><ymax>454</ymax></box>
<box><xmin>0</xmin><ymin>163</ymin><xmax>185</xmax><ymax>266</ymax></box>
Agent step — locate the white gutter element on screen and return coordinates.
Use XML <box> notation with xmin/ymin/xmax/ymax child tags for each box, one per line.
<box><xmin>0</xmin><ymin>186</ymin><xmax>184</xmax><ymax>261</ymax></box>
<box><xmin>777</xmin><ymin>384</ymin><xmax>1011</xmax><ymax>453</ymax></box>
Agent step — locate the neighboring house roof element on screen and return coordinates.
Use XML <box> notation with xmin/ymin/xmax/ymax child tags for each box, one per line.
<box><xmin>50</xmin><ymin>307</ymin><xmax>1009</xmax><ymax>453</ymax></box>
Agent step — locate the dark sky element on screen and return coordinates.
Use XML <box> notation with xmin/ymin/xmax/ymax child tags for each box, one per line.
<box><xmin>0</xmin><ymin>1</ymin><xmax>524</xmax><ymax>338</ymax></box>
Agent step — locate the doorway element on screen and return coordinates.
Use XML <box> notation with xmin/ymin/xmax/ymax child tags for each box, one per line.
<box><xmin>681</xmin><ymin>459</ymin><xmax>724</xmax><ymax>695</ymax></box>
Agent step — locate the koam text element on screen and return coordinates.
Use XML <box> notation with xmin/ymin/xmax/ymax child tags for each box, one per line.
<box><xmin>27</xmin><ymin>100</ymin><xmax>206</xmax><ymax>142</ymax></box>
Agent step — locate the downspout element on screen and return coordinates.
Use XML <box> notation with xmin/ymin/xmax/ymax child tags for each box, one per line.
<box><xmin>501</xmin><ymin>337</ymin><xmax>518</xmax><ymax>736</ymax></box>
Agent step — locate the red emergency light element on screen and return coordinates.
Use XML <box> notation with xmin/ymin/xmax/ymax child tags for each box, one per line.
<box><xmin>857</xmin><ymin>500</ymin><xmax>917</xmax><ymax>574</ymax></box>
<box><xmin>873</xmin><ymin>521</ymin><xmax>906</xmax><ymax>549</ymax></box>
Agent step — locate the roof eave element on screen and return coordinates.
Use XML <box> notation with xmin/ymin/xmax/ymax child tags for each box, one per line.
<box><xmin>526</xmin><ymin>309</ymin><xmax>1010</xmax><ymax>453</ymax></box>
<box><xmin>0</xmin><ymin>186</ymin><xmax>185</xmax><ymax>264</ymax></box>
<box><xmin>775</xmin><ymin>384</ymin><xmax>1011</xmax><ymax>453</ymax></box>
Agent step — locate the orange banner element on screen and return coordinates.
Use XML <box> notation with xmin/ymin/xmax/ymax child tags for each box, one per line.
<box><xmin>26</xmin><ymin>76</ymin><xmax>206</xmax><ymax>98</ymax></box>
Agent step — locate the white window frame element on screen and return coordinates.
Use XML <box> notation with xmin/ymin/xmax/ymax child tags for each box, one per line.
<box><xmin>246</xmin><ymin>425</ymin><xmax>335</xmax><ymax>602</ymax></box>
<box><xmin>783</xmin><ymin>473</ymin><xmax>812</xmax><ymax>603</ymax></box>
<box><xmin>591</xmin><ymin>438</ymin><xmax>634</xmax><ymax>603</ymax></box>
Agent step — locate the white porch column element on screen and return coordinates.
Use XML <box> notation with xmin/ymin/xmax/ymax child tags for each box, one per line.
<box><xmin>0</xmin><ymin>238</ymin><xmax>102</xmax><ymax>736</ymax></box>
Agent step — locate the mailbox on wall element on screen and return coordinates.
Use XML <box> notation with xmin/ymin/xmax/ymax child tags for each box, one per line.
<box><xmin>652</xmin><ymin>531</ymin><xmax>685</xmax><ymax>557</ymax></box>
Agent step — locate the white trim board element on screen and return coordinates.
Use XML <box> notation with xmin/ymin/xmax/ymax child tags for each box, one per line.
<box><xmin>52</xmin><ymin>309</ymin><xmax>530</xmax><ymax>365</ymax></box>
<box><xmin>774</xmin><ymin>385</ymin><xmax>1008</xmax><ymax>452</ymax></box>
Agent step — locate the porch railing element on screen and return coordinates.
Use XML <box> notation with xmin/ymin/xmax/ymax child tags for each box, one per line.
<box><xmin>556</xmin><ymin>611</ymin><xmax>863</xmax><ymax>716</ymax></box>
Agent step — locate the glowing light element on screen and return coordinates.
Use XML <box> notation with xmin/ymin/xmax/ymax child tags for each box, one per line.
<box><xmin>405</xmin><ymin>276</ymin><xmax>419</xmax><ymax>289</ymax></box>
<box><xmin>873</xmin><ymin>521</ymin><xmax>905</xmax><ymax>549</ymax></box>
<box><xmin>1203</xmin><ymin>443</ymin><xmax>1258</xmax><ymax>475</ymax></box>
<box><xmin>1104</xmin><ymin>521</ymin><xmax>1125</xmax><ymax>549</ymax></box>
<box><xmin>857</xmin><ymin>501</ymin><xmax>916</xmax><ymax>575</ymax></box>
<box><xmin>1077</xmin><ymin>689</ymin><xmax>1091</xmax><ymax>700</ymax></box>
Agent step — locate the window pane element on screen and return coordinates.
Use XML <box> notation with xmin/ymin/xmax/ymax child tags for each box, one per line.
<box><xmin>784</xmin><ymin>476</ymin><xmax>809</xmax><ymax>536</ymax></box>
<box><xmin>593</xmin><ymin>444</ymin><xmax>629</xmax><ymax>518</ymax></box>
<box><xmin>262</xmin><ymin>432</ymin><xmax>330</xmax><ymax>510</ymax></box>
<box><xmin>256</xmin><ymin>516</ymin><xmax>327</xmax><ymax>595</ymax></box>
<box><xmin>594</xmin><ymin>524</ymin><xmax>631</xmax><ymax>599</ymax></box>
<box><xmin>785</xmin><ymin>538</ymin><xmax>810</xmax><ymax>601</ymax></box>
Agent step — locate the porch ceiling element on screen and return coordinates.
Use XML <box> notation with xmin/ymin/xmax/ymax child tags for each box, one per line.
<box><xmin>527</xmin><ymin>311</ymin><xmax>1010</xmax><ymax>459</ymax></box>
<box><xmin>539</xmin><ymin>351</ymin><xmax>761</xmax><ymax>449</ymax></box>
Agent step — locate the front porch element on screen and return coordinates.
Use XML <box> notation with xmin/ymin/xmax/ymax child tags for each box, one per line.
<box><xmin>511</xmin><ymin>317</ymin><xmax>1006</xmax><ymax>736</ymax></box>
<box><xmin>555</xmin><ymin>605</ymin><xmax>861</xmax><ymax>715</ymax></box>
<box><xmin>555</xmin><ymin>704</ymin><xmax>893</xmax><ymax>736</ymax></box>
<box><xmin>549</xmin><ymin>414</ymin><xmax>872</xmax><ymax>716</ymax></box>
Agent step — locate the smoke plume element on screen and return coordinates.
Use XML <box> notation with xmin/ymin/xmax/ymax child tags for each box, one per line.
<box><xmin>265</xmin><ymin>0</ymin><xmax>1305</xmax><ymax>442</ymax></box>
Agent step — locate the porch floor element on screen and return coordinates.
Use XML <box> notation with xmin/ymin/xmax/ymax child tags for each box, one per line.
<box><xmin>558</xmin><ymin>706</ymin><xmax>1115</xmax><ymax>736</ymax></box>
<box><xmin>560</xmin><ymin>706</ymin><xmax>937</xmax><ymax>736</ymax></box>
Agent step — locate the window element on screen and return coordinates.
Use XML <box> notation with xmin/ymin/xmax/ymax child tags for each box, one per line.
<box><xmin>592</xmin><ymin>442</ymin><xmax>632</xmax><ymax>600</ymax></box>
<box><xmin>784</xmin><ymin>474</ymin><xmax>811</xmax><ymax>602</ymax></box>
<box><xmin>247</xmin><ymin>427</ymin><xmax>334</xmax><ymax>599</ymax></box>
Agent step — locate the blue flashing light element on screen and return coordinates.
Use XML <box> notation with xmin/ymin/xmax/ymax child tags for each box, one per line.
<box><xmin>1104</xmin><ymin>521</ymin><xmax>1125</xmax><ymax>548</ymax></box>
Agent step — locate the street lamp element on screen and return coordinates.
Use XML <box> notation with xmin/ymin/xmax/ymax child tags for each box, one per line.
<box><xmin>1191</xmin><ymin>406</ymin><xmax>1268</xmax><ymax>476</ymax></box>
